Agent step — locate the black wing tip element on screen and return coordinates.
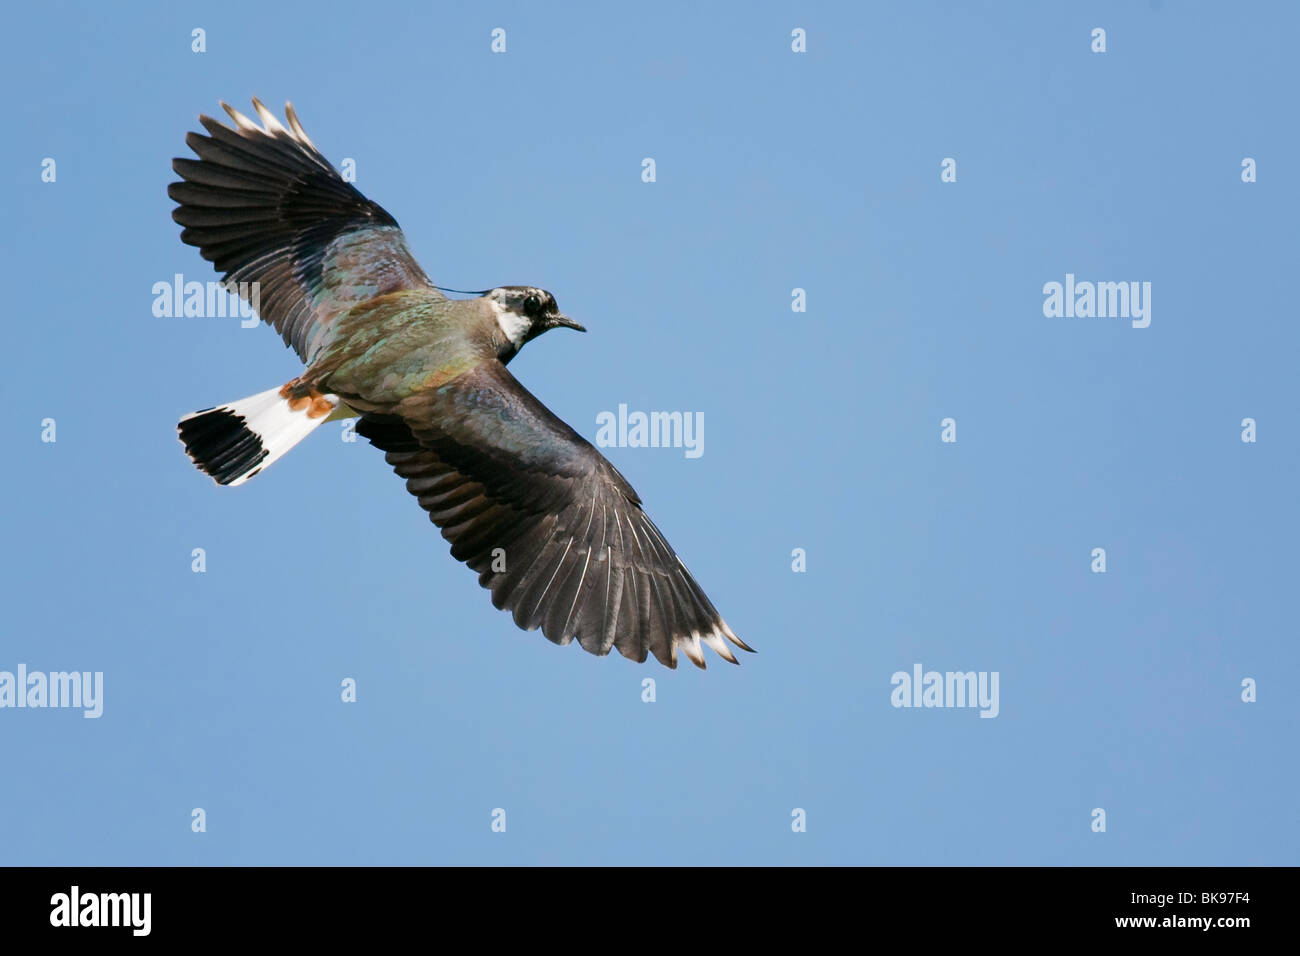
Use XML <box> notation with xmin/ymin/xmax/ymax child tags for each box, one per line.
<box><xmin>488</xmin><ymin>597</ymin><xmax>749</xmax><ymax>670</ymax></box>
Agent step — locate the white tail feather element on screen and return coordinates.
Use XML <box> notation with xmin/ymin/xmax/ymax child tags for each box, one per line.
<box><xmin>178</xmin><ymin>384</ymin><xmax>339</xmax><ymax>486</ymax></box>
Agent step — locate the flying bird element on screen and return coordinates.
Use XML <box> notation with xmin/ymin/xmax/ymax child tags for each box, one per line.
<box><xmin>170</xmin><ymin>98</ymin><xmax>750</xmax><ymax>669</ymax></box>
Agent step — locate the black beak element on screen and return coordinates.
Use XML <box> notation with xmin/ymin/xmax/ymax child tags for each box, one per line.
<box><xmin>551</xmin><ymin>313</ymin><xmax>586</xmax><ymax>333</ymax></box>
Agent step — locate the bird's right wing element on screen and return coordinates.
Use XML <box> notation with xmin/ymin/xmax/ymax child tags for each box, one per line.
<box><xmin>169</xmin><ymin>98</ymin><xmax>442</xmax><ymax>363</ymax></box>
<box><xmin>357</xmin><ymin>361</ymin><xmax>750</xmax><ymax>669</ymax></box>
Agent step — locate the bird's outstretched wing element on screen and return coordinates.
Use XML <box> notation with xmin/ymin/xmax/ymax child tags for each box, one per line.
<box><xmin>357</xmin><ymin>362</ymin><xmax>750</xmax><ymax>669</ymax></box>
<box><xmin>169</xmin><ymin>98</ymin><xmax>440</xmax><ymax>363</ymax></box>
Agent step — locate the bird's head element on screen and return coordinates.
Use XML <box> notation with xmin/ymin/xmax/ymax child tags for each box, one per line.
<box><xmin>483</xmin><ymin>286</ymin><xmax>585</xmax><ymax>359</ymax></box>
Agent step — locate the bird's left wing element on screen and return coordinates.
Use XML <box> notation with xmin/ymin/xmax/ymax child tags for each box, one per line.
<box><xmin>357</xmin><ymin>361</ymin><xmax>750</xmax><ymax>669</ymax></box>
<box><xmin>169</xmin><ymin>98</ymin><xmax>442</xmax><ymax>363</ymax></box>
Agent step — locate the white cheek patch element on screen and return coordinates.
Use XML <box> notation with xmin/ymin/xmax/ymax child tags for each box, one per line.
<box><xmin>492</xmin><ymin>300</ymin><xmax>532</xmax><ymax>348</ymax></box>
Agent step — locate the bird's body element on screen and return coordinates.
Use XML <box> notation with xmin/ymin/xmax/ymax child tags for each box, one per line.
<box><xmin>311</xmin><ymin>293</ymin><xmax>489</xmax><ymax>407</ymax></box>
<box><xmin>172</xmin><ymin>98</ymin><xmax>749</xmax><ymax>669</ymax></box>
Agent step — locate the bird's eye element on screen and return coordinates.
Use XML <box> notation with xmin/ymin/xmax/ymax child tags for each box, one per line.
<box><xmin>523</xmin><ymin>295</ymin><xmax>543</xmax><ymax>317</ymax></box>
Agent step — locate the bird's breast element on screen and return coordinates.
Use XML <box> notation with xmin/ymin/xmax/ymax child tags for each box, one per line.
<box><xmin>310</xmin><ymin>298</ymin><xmax>489</xmax><ymax>406</ymax></box>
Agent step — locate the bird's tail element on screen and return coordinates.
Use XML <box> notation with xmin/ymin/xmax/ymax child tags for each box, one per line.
<box><xmin>178</xmin><ymin>381</ymin><xmax>340</xmax><ymax>486</ymax></box>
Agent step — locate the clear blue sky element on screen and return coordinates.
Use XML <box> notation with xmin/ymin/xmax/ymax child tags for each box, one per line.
<box><xmin>2</xmin><ymin>0</ymin><xmax>1295</xmax><ymax>865</ymax></box>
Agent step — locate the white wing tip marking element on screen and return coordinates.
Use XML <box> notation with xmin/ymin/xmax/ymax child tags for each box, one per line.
<box><xmin>250</xmin><ymin>97</ymin><xmax>289</xmax><ymax>135</ymax></box>
<box><xmin>220</xmin><ymin>101</ymin><xmax>258</xmax><ymax>132</ymax></box>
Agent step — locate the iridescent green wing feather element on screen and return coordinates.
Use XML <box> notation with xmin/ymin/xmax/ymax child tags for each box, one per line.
<box><xmin>357</xmin><ymin>361</ymin><xmax>751</xmax><ymax>669</ymax></box>
<box><xmin>169</xmin><ymin>98</ymin><xmax>442</xmax><ymax>363</ymax></box>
